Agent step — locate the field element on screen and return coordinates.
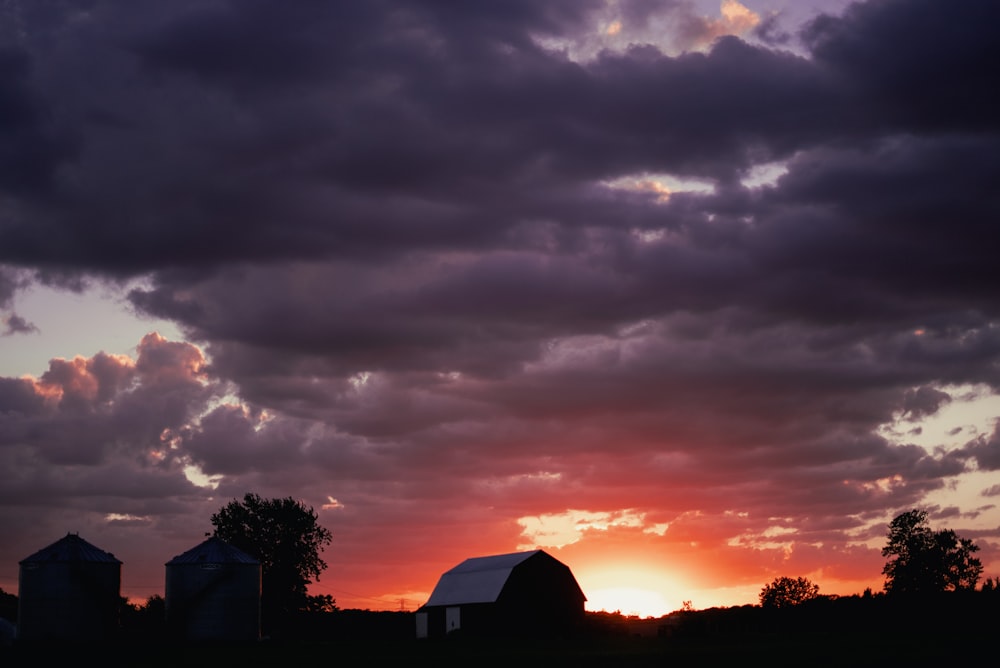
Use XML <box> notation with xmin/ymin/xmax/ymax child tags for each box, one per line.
<box><xmin>3</xmin><ymin>594</ymin><xmax>995</xmax><ymax>667</ymax></box>
<box><xmin>1</xmin><ymin>628</ymin><xmax>987</xmax><ymax>667</ymax></box>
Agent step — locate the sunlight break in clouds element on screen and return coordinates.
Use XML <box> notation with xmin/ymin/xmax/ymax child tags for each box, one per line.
<box><xmin>535</xmin><ymin>0</ymin><xmax>762</xmax><ymax>61</ymax></box>
<box><xmin>727</xmin><ymin>524</ymin><xmax>800</xmax><ymax>552</ymax></box>
<box><xmin>718</xmin><ymin>0</ymin><xmax>761</xmax><ymax>36</ymax></box>
<box><xmin>518</xmin><ymin>509</ymin><xmax>668</xmax><ymax>550</ymax></box>
<box><xmin>322</xmin><ymin>496</ymin><xmax>345</xmax><ymax>510</ymax></box>
<box><xmin>183</xmin><ymin>462</ymin><xmax>221</xmax><ymax>490</ymax></box>
<box><xmin>603</xmin><ymin>173</ymin><xmax>715</xmax><ymax>202</ymax></box>
<box><xmin>877</xmin><ymin>384</ymin><xmax>1000</xmax><ymax>454</ymax></box>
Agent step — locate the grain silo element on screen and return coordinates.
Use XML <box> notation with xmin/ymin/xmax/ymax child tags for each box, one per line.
<box><xmin>165</xmin><ymin>536</ymin><xmax>261</xmax><ymax>641</ymax></box>
<box><xmin>17</xmin><ymin>533</ymin><xmax>122</xmax><ymax>642</ymax></box>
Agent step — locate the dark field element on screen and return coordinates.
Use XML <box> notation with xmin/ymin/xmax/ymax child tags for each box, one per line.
<box><xmin>3</xmin><ymin>594</ymin><xmax>996</xmax><ymax>667</ymax></box>
<box><xmin>0</xmin><ymin>631</ymin><xmax>987</xmax><ymax>668</ymax></box>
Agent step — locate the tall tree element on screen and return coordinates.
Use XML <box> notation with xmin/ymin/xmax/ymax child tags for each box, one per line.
<box><xmin>759</xmin><ymin>576</ymin><xmax>820</xmax><ymax>608</ymax></box>
<box><xmin>211</xmin><ymin>493</ymin><xmax>333</xmax><ymax>633</ymax></box>
<box><xmin>881</xmin><ymin>509</ymin><xmax>982</xmax><ymax>595</ymax></box>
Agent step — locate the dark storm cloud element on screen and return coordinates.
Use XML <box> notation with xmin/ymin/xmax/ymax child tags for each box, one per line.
<box><xmin>2</xmin><ymin>0</ymin><xmax>1000</xmax><ymax>602</ymax></box>
<box><xmin>0</xmin><ymin>2</ymin><xmax>873</xmax><ymax>269</ymax></box>
<box><xmin>0</xmin><ymin>266</ymin><xmax>32</xmax><ymax>335</ymax></box>
<box><xmin>0</xmin><ymin>267</ymin><xmax>18</xmax><ymax>308</ymax></box>
<box><xmin>0</xmin><ymin>46</ymin><xmax>73</xmax><ymax>194</ymax></box>
<box><xmin>961</xmin><ymin>426</ymin><xmax>1000</xmax><ymax>472</ymax></box>
<box><xmin>0</xmin><ymin>2</ymin><xmax>992</xmax><ymax>279</ymax></box>
<box><xmin>804</xmin><ymin>0</ymin><xmax>1000</xmax><ymax>134</ymax></box>
<box><xmin>899</xmin><ymin>386</ymin><xmax>952</xmax><ymax>421</ymax></box>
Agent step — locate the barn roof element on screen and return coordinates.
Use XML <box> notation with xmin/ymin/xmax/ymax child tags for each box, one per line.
<box><xmin>424</xmin><ymin>550</ymin><xmax>546</xmax><ymax>607</ymax></box>
<box><xmin>166</xmin><ymin>536</ymin><xmax>259</xmax><ymax>565</ymax></box>
<box><xmin>19</xmin><ymin>533</ymin><xmax>121</xmax><ymax>565</ymax></box>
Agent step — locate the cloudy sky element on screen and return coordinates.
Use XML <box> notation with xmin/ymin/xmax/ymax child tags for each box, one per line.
<box><xmin>2</xmin><ymin>0</ymin><xmax>999</xmax><ymax>616</ymax></box>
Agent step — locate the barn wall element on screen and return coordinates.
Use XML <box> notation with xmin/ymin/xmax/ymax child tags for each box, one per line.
<box><xmin>496</xmin><ymin>553</ymin><xmax>585</xmax><ymax>636</ymax></box>
<box><xmin>417</xmin><ymin>603</ymin><xmax>498</xmax><ymax>638</ymax></box>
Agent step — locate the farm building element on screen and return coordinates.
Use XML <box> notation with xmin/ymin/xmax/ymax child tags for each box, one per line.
<box><xmin>17</xmin><ymin>533</ymin><xmax>122</xmax><ymax>642</ymax></box>
<box><xmin>416</xmin><ymin>549</ymin><xmax>586</xmax><ymax>639</ymax></box>
<box><xmin>165</xmin><ymin>536</ymin><xmax>261</xmax><ymax>641</ymax></box>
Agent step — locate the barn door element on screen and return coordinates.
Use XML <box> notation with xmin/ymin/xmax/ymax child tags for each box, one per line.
<box><xmin>446</xmin><ymin>606</ymin><xmax>461</xmax><ymax>634</ymax></box>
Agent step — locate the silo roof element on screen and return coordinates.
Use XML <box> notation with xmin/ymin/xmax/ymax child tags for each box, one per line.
<box><xmin>166</xmin><ymin>536</ymin><xmax>259</xmax><ymax>565</ymax></box>
<box><xmin>424</xmin><ymin>550</ymin><xmax>542</xmax><ymax>606</ymax></box>
<box><xmin>19</xmin><ymin>533</ymin><xmax>121</xmax><ymax>564</ymax></box>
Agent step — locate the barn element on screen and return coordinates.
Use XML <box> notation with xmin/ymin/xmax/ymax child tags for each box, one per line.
<box><xmin>416</xmin><ymin>549</ymin><xmax>586</xmax><ymax>639</ymax></box>
<box><xmin>165</xmin><ymin>536</ymin><xmax>261</xmax><ymax>642</ymax></box>
<box><xmin>17</xmin><ymin>533</ymin><xmax>122</xmax><ymax>642</ymax></box>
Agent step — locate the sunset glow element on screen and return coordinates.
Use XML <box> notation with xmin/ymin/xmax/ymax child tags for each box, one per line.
<box><xmin>586</xmin><ymin>587</ymin><xmax>671</xmax><ymax>618</ymax></box>
<box><xmin>1</xmin><ymin>0</ymin><xmax>999</xmax><ymax>619</ymax></box>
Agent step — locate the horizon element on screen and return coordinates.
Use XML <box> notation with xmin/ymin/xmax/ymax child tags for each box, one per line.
<box><xmin>1</xmin><ymin>0</ymin><xmax>999</xmax><ymax>621</ymax></box>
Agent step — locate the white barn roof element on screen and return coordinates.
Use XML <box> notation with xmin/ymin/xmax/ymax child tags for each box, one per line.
<box><xmin>424</xmin><ymin>550</ymin><xmax>543</xmax><ymax>607</ymax></box>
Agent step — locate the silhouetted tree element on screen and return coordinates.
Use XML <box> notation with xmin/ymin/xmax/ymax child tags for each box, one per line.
<box><xmin>759</xmin><ymin>576</ymin><xmax>820</xmax><ymax>608</ymax></box>
<box><xmin>0</xmin><ymin>587</ymin><xmax>17</xmax><ymax>623</ymax></box>
<box><xmin>304</xmin><ymin>593</ymin><xmax>339</xmax><ymax>613</ymax></box>
<box><xmin>211</xmin><ymin>493</ymin><xmax>333</xmax><ymax>634</ymax></box>
<box><xmin>881</xmin><ymin>509</ymin><xmax>982</xmax><ymax>595</ymax></box>
<box><xmin>120</xmin><ymin>594</ymin><xmax>166</xmax><ymax>639</ymax></box>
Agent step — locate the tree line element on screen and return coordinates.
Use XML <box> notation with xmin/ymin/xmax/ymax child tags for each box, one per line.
<box><xmin>759</xmin><ymin>508</ymin><xmax>987</xmax><ymax>608</ymax></box>
<box><xmin>2</xmin><ymin>501</ymin><xmax>995</xmax><ymax>643</ymax></box>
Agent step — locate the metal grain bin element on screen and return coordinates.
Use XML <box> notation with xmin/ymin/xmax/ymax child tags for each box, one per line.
<box><xmin>17</xmin><ymin>533</ymin><xmax>122</xmax><ymax>642</ymax></box>
<box><xmin>165</xmin><ymin>536</ymin><xmax>261</xmax><ymax>641</ymax></box>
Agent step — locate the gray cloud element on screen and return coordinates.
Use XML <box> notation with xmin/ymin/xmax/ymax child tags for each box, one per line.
<box><xmin>1</xmin><ymin>312</ymin><xmax>37</xmax><ymax>336</ymax></box>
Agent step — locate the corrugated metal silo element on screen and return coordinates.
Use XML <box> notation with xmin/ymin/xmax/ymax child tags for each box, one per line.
<box><xmin>165</xmin><ymin>536</ymin><xmax>261</xmax><ymax>641</ymax></box>
<box><xmin>17</xmin><ymin>533</ymin><xmax>122</xmax><ymax>642</ymax></box>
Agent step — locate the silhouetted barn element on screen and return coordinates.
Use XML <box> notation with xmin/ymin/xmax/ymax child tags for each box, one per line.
<box><xmin>165</xmin><ymin>536</ymin><xmax>261</xmax><ymax>642</ymax></box>
<box><xmin>17</xmin><ymin>533</ymin><xmax>122</xmax><ymax>642</ymax></box>
<box><xmin>416</xmin><ymin>550</ymin><xmax>586</xmax><ymax>639</ymax></box>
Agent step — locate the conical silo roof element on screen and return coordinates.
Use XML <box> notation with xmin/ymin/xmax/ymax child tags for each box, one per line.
<box><xmin>166</xmin><ymin>536</ymin><xmax>259</xmax><ymax>565</ymax></box>
<box><xmin>19</xmin><ymin>533</ymin><xmax>121</xmax><ymax>565</ymax></box>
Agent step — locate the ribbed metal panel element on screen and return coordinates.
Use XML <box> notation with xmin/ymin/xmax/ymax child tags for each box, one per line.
<box><xmin>20</xmin><ymin>533</ymin><xmax>121</xmax><ymax>565</ymax></box>
<box><xmin>166</xmin><ymin>536</ymin><xmax>259</xmax><ymax>565</ymax></box>
<box><xmin>165</xmin><ymin>537</ymin><xmax>261</xmax><ymax>641</ymax></box>
<box><xmin>17</xmin><ymin>533</ymin><xmax>122</xmax><ymax>641</ymax></box>
<box><xmin>425</xmin><ymin>550</ymin><xmax>540</xmax><ymax>606</ymax></box>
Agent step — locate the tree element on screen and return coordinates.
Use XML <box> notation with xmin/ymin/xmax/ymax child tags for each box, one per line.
<box><xmin>881</xmin><ymin>509</ymin><xmax>982</xmax><ymax>595</ymax></box>
<box><xmin>211</xmin><ymin>493</ymin><xmax>333</xmax><ymax>632</ymax></box>
<box><xmin>304</xmin><ymin>593</ymin><xmax>339</xmax><ymax>614</ymax></box>
<box><xmin>759</xmin><ymin>576</ymin><xmax>820</xmax><ymax>608</ymax></box>
<box><xmin>0</xmin><ymin>587</ymin><xmax>17</xmax><ymax>623</ymax></box>
<box><xmin>120</xmin><ymin>595</ymin><xmax>166</xmax><ymax>639</ymax></box>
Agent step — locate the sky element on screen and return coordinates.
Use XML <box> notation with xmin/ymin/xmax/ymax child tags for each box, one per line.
<box><xmin>1</xmin><ymin>0</ymin><xmax>999</xmax><ymax>618</ymax></box>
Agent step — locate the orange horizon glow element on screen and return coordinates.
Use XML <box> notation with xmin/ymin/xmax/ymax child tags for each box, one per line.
<box><xmin>305</xmin><ymin>557</ymin><xmax>888</xmax><ymax>616</ymax></box>
<box><xmin>292</xmin><ymin>509</ymin><xmax>915</xmax><ymax>616</ymax></box>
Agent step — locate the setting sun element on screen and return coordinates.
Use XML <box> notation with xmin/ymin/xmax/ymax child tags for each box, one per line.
<box><xmin>586</xmin><ymin>587</ymin><xmax>670</xmax><ymax>618</ymax></box>
<box><xmin>574</xmin><ymin>564</ymin><xmax>689</xmax><ymax>618</ymax></box>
